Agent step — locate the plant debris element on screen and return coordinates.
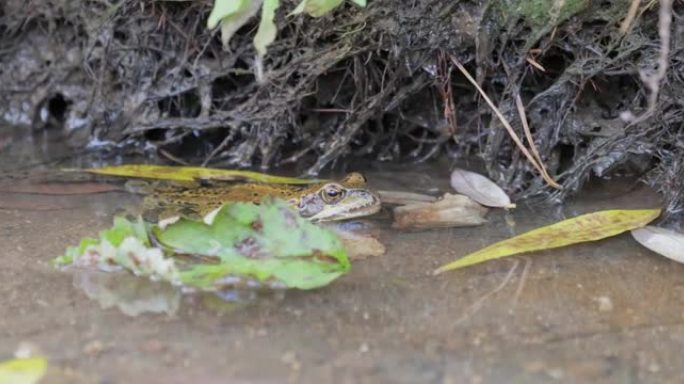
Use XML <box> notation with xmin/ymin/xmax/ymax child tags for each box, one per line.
<box><xmin>450</xmin><ymin>168</ymin><xmax>515</xmax><ymax>208</ymax></box>
<box><xmin>631</xmin><ymin>226</ymin><xmax>684</xmax><ymax>263</ymax></box>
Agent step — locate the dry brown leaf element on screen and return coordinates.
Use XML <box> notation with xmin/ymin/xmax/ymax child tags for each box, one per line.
<box><xmin>631</xmin><ymin>226</ymin><xmax>684</xmax><ymax>263</ymax></box>
<box><xmin>392</xmin><ymin>193</ymin><xmax>488</xmax><ymax>230</ymax></box>
<box><xmin>0</xmin><ymin>182</ymin><xmax>120</xmax><ymax>195</ymax></box>
<box><xmin>450</xmin><ymin>168</ymin><xmax>515</xmax><ymax>208</ymax></box>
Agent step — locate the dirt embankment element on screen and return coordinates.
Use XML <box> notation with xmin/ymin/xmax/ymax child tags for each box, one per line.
<box><xmin>1</xmin><ymin>0</ymin><xmax>682</xmax><ymax>219</ymax></box>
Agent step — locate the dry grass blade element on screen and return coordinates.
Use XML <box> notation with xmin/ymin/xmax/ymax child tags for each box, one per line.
<box><xmin>525</xmin><ymin>57</ymin><xmax>546</xmax><ymax>72</ymax></box>
<box><xmin>450</xmin><ymin>58</ymin><xmax>561</xmax><ymax>190</ymax></box>
<box><xmin>620</xmin><ymin>0</ymin><xmax>642</xmax><ymax>34</ymax></box>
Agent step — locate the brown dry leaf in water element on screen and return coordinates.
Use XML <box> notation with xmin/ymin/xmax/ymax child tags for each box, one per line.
<box><xmin>631</xmin><ymin>226</ymin><xmax>684</xmax><ymax>263</ymax></box>
<box><xmin>392</xmin><ymin>193</ymin><xmax>488</xmax><ymax>229</ymax></box>
<box><xmin>450</xmin><ymin>168</ymin><xmax>515</xmax><ymax>208</ymax></box>
<box><xmin>0</xmin><ymin>182</ymin><xmax>120</xmax><ymax>195</ymax></box>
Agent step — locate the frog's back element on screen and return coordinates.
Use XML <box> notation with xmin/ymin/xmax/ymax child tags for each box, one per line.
<box><xmin>142</xmin><ymin>182</ymin><xmax>310</xmax><ymax>222</ymax></box>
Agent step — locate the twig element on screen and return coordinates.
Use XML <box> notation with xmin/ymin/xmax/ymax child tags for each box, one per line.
<box><xmin>158</xmin><ymin>148</ymin><xmax>189</xmax><ymax>165</ymax></box>
<box><xmin>202</xmin><ymin>131</ymin><xmax>235</xmax><ymax>166</ymax></box>
<box><xmin>631</xmin><ymin>0</ymin><xmax>672</xmax><ymax>123</ymax></box>
<box><xmin>514</xmin><ymin>94</ymin><xmax>561</xmax><ymax>189</ymax></box>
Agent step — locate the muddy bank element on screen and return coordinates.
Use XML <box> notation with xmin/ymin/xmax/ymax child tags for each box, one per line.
<box><xmin>1</xmin><ymin>0</ymin><xmax>682</xmax><ymax>218</ymax></box>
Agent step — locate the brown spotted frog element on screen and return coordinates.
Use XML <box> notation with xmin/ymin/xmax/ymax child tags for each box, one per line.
<box><xmin>140</xmin><ymin>172</ymin><xmax>381</xmax><ymax>223</ymax></box>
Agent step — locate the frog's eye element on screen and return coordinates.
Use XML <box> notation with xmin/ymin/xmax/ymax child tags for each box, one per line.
<box><xmin>320</xmin><ymin>184</ymin><xmax>346</xmax><ymax>204</ymax></box>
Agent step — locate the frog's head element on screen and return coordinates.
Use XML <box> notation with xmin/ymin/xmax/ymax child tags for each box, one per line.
<box><xmin>291</xmin><ymin>173</ymin><xmax>381</xmax><ymax>222</ymax></box>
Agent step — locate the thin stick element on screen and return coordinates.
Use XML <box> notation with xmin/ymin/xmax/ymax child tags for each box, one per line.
<box><xmin>451</xmin><ymin>57</ymin><xmax>562</xmax><ymax>190</ymax></box>
<box><xmin>515</xmin><ymin>94</ymin><xmax>562</xmax><ymax>189</ymax></box>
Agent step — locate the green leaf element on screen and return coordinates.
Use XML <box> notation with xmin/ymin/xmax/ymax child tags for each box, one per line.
<box><xmin>291</xmin><ymin>0</ymin><xmax>344</xmax><ymax>17</ymax></box>
<box><xmin>349</xmin><ymin>0</ymin><xmax>366</xmax><ymax>6</ymax></box>
<box><xmin>0</xmin><ymin>357</ymin><xmax>47</xmax><ymax>384</ymax></box>
<box><xmin>54</xmin><ymin>216</ymin><xmax>179</xmax><ymax>283</ymax></box>
<box><xmin>155</xmin><ymin>199</ymin><xmax>350</xmax><ymax>289</ymax></box>
<box><xmin>254</xmin><ymin>0</ymin><xmax>280</xmax><ymax>56</ymax></box>
<box><xmin>207</xmin><ymin>0</ymin><xmax>250</xmax><ymax>29</ymax></box>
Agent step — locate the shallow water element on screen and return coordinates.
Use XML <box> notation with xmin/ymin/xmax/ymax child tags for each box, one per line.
<box><xmin>1</xmin><ymin>132</ymin><xmax>682</xmax><ymax>383</ymax></box>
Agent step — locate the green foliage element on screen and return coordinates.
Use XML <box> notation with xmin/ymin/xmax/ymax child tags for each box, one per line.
<box><xmin>208</xmin><ymin>0</ymin><xmax>367</xmax><ymax>56</ymax></box>
<box><xmin>254</xmin><ymin>0</ymin><xmax>280</xmax><ymax>56</ymax></box>
<box><xmin>487</xmin><ymin>0</ymin><xmax>591</xmax><ymax>52</ymax></box>
<box><xmin>55</xmin><ymin>200</ymin><xmax>350</xmax><ymax>291</ymax></box>
<box><xmin>156</xmin><ymin>199</ymin><xmax>351</xmax><ymax>290</ymax></box>
<box><xmin>53</xmin><ymin>216</ymin><xmax>148</xmax><ymax>267</ymax></box>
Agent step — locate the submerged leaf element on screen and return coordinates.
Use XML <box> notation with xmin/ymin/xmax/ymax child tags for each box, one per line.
<box><xmin>435</xmin><ymin>209</ymin><xmax>661</xmax><ymax>274</ymax></box>
<box><xmin>631</xmin><ymin>226</ymin><xmax>684</xmax><ymax>263</ymax></box>
<box><xmin>0</xmin><ymin>357</ymin><xmax>47</xmax><ymax>384</ymax></box>
<box><xmin>254</xmin><ymin>0</ymin><xmax>280</xmax><ymax>56</ymax></box>
<box><xmin>70</xmin><ymin>164</ymin><xmax>325</xmax><ymax>184</ymax></box>
<box><xmin>450</xmin><ymin>168</ymin><xmax>514</xmax><ymax>208</ymax></box>
<box><xmin>155</xmin><ymin>199</ymin><xmax>350</xmax><ymax>290</ymax></box>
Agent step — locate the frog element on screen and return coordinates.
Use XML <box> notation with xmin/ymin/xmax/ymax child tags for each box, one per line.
<box><xmin>140</xmin><ymin>172</ymin><xmax>382</xmax><ymax>223</ymax></box>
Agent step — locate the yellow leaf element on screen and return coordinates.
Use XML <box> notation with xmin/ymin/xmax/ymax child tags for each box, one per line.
<box><xmin>0</xmin><ymin>357</ymin><xmax>47</xmax><ymax>384</ymax></box>
<box><xmin>64</xmin><ymin>165</ymin><xmax>326</xmax><ymax>185</ymax></box>
<box><xmin>434</xmin><ymin>208</ymin><xmax>661</xmax><ymax>274</ymax></box>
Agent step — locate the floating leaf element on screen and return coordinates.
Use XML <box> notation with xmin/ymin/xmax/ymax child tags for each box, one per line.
<box><xmin>435</xmin><ymin>208</ymin><xmax>661</xmax><ymax>274</ymax></box>
<box><xmin>53</xmin><ymin>216</ymin><xmax>149</xmax><ymax>267</ymax></box>
<box><xmin>631</xmin><ymin>226</ymin><xmax>684</xmax><ymax>263</ymax></box>
<box><xmin>0</xmin><ymin>357</ymin><xmax>47</xmax><ymax>384</ymax></box>
<box><xmin>450</xmin><ymin>168</ymin><xmax>515</xmax><ymax>208</ymax></box>
<box><xmin>68</xmin><ymin>164</ymin><xmax>324</xmax><ymax>184</ymax></box>
<box><xmin>155</xmin><ymin>199</ymin><xmax>350</xmax><ymax>290</ymax></box>
<box><xmin>254</xmin><ymin>0</ymin><xmax>279</xmax><ymax>56</ymax></box>
<box><xmin>54</xmin><ymin>217</ymin><xmax>178</xmax><ymax>283</ymax></box>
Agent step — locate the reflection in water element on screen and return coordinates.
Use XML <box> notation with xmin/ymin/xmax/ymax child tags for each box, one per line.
<box><xmin>72</xmin><ymin>269</ymin><xmax>276</xmax><ymax>316</ymax></box>
<box><xmin>72</xmin><ymin>270</ymin><xmax>180</xmax><ymax>316</ymax></box>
